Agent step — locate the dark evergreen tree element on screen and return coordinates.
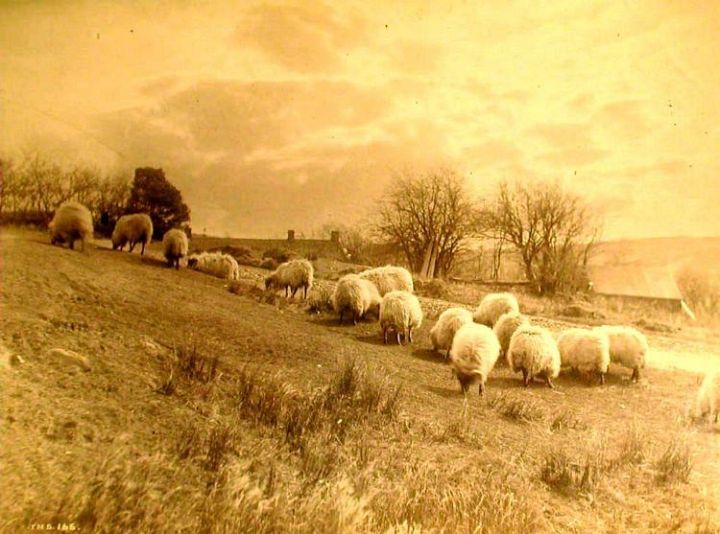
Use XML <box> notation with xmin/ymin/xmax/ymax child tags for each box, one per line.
<box><xmin>126</xmin><ymin>168</ymin><xmax>190</xmax><ymax>239</ymax></box>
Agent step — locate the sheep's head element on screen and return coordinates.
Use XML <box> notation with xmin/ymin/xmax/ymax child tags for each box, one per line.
<box><xmin>188</xmin><ymin>257</ymin><xmax>199</xmax><ymax>268</ymax></box>
<box><xmin>264</xmin><ymin>275</ymin><xmax>275</xmax><ymax>290</ymax></box>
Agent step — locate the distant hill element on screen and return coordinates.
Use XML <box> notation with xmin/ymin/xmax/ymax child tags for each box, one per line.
<box><xmin>590</xmin><ymin>236</ymin><xmax>720</xmax><ymax>270</ymax></box>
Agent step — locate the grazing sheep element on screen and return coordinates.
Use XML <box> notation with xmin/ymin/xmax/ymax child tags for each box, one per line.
<box><xmin>507</xmin><ymin>324</ymin><xmax>561</xmax><ymax>388</ymax></box>
<box><xmin>594</xmin><ymin>325</ymin><xmax>648</xmax><ymax>382</ymax></box>
<box><xmin>430</xmin><ymin>307</ymin><xmax>473</xmax><ymax>360</ymax></box>
<box><xmin>379</xmin><ymin>290</ymin><xmax>423</xmax><ymax>345</ymax></box>
<box><xmin>693</xmin><ymin>371</ymin><xmax>720</xmax><ymax>423</ymax></box>
<box><xmin>111</xmin><ymin>213</ymin><xmax>153</xmax><ymax>255</ymax></box>
<box><xmin>557</xmin><ymin>328</ymin><xmax>610</xmax><ymax>385</ymax></box>
<box><xmin>358</xmin><ymin>265</ymin><xmax>413</xmax><ymax>296</ymax></box>
<box><xmin>493</xmin><ymin>312</ymin><xmax>530</xmax><ymax>362</ymax></box>
<box><xmin>188</xmin><ymin>251</ymin><xmax>239</xmax><ymax>281</ymax></box>
<box><xmin>48</xmin><ymin>201</ymin><xmax>93</xmax><ymax>252</ymax></box>
<box><xmin>332</xmin><ymin>274</ymin><xmax>381</xmax><ymax>325</ymax></box>
<box><xmin>162</xmin><ymin>228</ymin><xmax>189</xmax><ymax>269</ymax></box>
<box><xmin>265</xmin><ymin>259</ymin><xmax>314</xmax><ymax>299</ymax></box>
<box><xmin>449</xmin><ymin>323</ymin><xmax>501</xmax><ymax>395</ymax></box>
<box><xmin>473</xmin><ymin>292</ymin><xmax>520</xmax><ymax>327</ymax></box>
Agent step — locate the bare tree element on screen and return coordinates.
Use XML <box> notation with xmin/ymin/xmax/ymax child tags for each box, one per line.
<box><xmin>375</xmin><ymin>169</ymin><xmax>474</xmax><ymax>279</ymax></box>
<box><xmin>489</xmin><ymin>180</ymin><xmax>598</xmax><ymax>294</ymax></box>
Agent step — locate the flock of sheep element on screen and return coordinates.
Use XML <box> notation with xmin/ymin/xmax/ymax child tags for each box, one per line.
<box><xmin>47</xmin><ymin>201</ymin><xmax>720</xmax><ymax>423</ymax></box>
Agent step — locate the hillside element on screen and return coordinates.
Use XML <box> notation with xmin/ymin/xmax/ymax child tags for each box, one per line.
<box><xmin>590</xmin><ymin>236</ymin><xmax>720</xmax><ymax>269</ymax></box>
<box><xmin>1</xmin><ymin>227</ymin><xmax>719</xmax><ymax>532</ymax></box>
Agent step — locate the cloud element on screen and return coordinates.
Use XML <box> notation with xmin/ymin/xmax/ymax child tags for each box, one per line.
<box><xmin>529</xmin><ymin>122</ymin><xmax>592</xmax><ymax>149</ymax></box>
<box><xmin>538</xmin><ymin>147</ymin><xmax>609</xmax><ymax>167</ymax></box>
<box><xmin>234</xmin><ymin>1</ymin><xmax>367</xmax><ymax>73</ymax></box>
<box><xmin>133</xmin><ymin>79</ymin><xmax>392</xmax><ymax>158</ymax></box>
<box><xmin>464</xmin><ymin>139</ymin><xmax>522</xmax><ymax>169</ymax></box>
<box><xmin>91</xmin><ymin>80</ymin><xmax>453</xmax><ymax>237</ymax></box>
<box><xmin>594</xmin><ymin>99</ymin><xmax>651</xmax><ymax>138</ymax></box>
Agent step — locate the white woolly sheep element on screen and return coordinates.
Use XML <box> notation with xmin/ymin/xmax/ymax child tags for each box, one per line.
<box><xmin>594</xmin><ymin>325</ymin><xmax>648</xmax><ymax>382</ymax></box>
<box><xmin>188</xmin><ymin>251</ymin><xmax>239</xmax><ymax>281</ymax></box>
<box><xmin>430</xmin><ymin>307</ymin><xmax>473</xmax><ymax>360</ymax></box>
<box><xmin>162</xmin><ymin>228</ymin><xmax>189</xmax><ymax>270</ymax></box>
<box><xmin>49</xmin><ymin>201</ymin><xmax>93</xmax><ymax>252</ymax></box>
<box><xmin>332</xmin><ymin>274</ymin><xmax>382</xmax><ymax>325</ymax></box>
<box><xmin>111</xmin><ymin>213</ymin><xmax>153</xmax><ymax>255</ymax></box>
<box><xmin>449</xmin><ymin>323</ymin><xmax>501</xmax><ymax>395</ymax></box>
<box><xmin>693</xmin><ymin>371</ymin><xmax>720</xmax><ymax>423</ymax></box>
<box><xmin>507</xmin><ymin>324</ymin><xmax>561</xmax><ymax>388</ymax></box>
<box><xmin>265</xmin><ymin>259</ymin><xmax>314</xmax><ymax>299</ymax></box>
<box><xmin>379</xmin><ymin>290</ymin><xmax>423</xmax><ymax>345</ymax></box>
<box><xmin>493</xmin><ymin>311</ymin><xmax>530</xmax><ymax>362</ymax></box>
<box><xmin>557</xmin><ymin>328</ymin><xmax>610</xmax><ymax>385</ymax></box>
<box><xmin>358</xmin><ymin>265</ymin><xmax>413</xmax><ymax>296</ymax></box>
<box><xmin>473</xmin><ymin>292</ymin><xmax>520</xmax><ymax>327</ymax></box>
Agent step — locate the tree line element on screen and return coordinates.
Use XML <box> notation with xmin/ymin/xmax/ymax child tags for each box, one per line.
<box><xmin>1</xmin><ymin>153</ymin><xmax>598</xmax><ymax>295</ymax></box>
<box><xmin>0</xmin><ymin>155</ymin><xmax>190</xmax><ymax>239</ymax></box>
<box><xmin>374</xmin><ymin>169</ymin><xmax>599</xmax><ymax>295</ymax></box>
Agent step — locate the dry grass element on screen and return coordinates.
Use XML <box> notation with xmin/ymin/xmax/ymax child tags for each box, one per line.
<box><xmin>655</xmin><ymin>436</ymin><xmax>693</xmax><ymax>484</ymax></box>
<box><xmin>2</xmin><ymin>228</ymin><xmax>719</xmax><ymax>533</ymax></box>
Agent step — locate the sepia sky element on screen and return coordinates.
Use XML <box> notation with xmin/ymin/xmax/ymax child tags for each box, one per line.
<box><xmin>1</xmin><ymin>0</ymin><xmax>718</xmax><ymax>239</ymax></box>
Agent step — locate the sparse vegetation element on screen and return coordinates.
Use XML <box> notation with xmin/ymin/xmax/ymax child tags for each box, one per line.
<box><xmin>655</xmin><ymin>436</ymin><xmax>693</xmax><ymax>484</ymax></box>
<box><xmin>488</xmin><ymin>392</ymin><xmax>545</xmax><ymax>423</ymax></box>
<box><xmin>541</xmin><ymin>447</ymin><xmax>606</xmax><ymax>496</ymax></box>
<box><xmin>2</xmin><ymin>228</ymin><xmax>719</xmax><ymax>533</ymax></box>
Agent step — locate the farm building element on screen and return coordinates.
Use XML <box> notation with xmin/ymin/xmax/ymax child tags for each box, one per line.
<box><xmin>587</xmin><ymin>264</ymin><xmax>694</xmax><ymax>318</ymax></box>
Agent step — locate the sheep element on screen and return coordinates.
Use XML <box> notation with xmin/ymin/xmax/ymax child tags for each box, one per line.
<box><xmin>111</xmin><ymin>213</ymin><xmax>153</xmax><ymax>255</ymax></box>
<box><xmin>48</xmin><ymin>201</ymin><xmax>93</xmax><ymax>252</ymax></box>
<box><xmin>332</xmin><ymin>274</ymin><xmax>381</xmax><ymax>325</ymax></box>
<box><xmin>448</xmin><ymin>323</ymin><xmax>501</xmax><ymax>395</ymax></box>
<box><xmin>430</xmin><ymin>307</ymin><xmax>473</xmax><ymax>360</ymax></box>
<box><xmin>493</xmin><ymin>312</ymin><xmax>530</xmax><ymax>362</ymax></box>
<box><xmin>693</xmin><ymin>371</ymin><xmax>720</xmax><ymax>423</ymax></box>
<box><xmin>265</xmin><ymin>259</ymin><xmax>314</xmax><ymax>299</ymax></box>
<box><xmin>358</xmin><ymin>265</ymin><xmax>413</xmax><ymax>296</ymax></box>
<box><xmin>162</xmin><ymin>228</ymin><xmax>189</xmax><ymax>269</ymax></box>
<box><xmin>379</xmin><ymin>290</ymin><xmax>423</xmax><ymax>345</ymax></box>
<box><xmin>187</xmin><ymin>251</ymin><xmax>239</xmax><ymax>281</ymax></box>
<box><xmin>507</xmin><ymin>324</ymin><xmax>561</xmax><ymax>388</ymax></box>
<box><xmin>473</xmin><ymin>292</ymin><xmax>520</xmax><ymax>327</ymax></box>
<box><xmin>594</xmin><ymin>325</ymin><xmax>648</xmax><ymax>382</ymax></box>
<box><xmin>557</xmin><ymin>328</ymin><xmax>610</xmax><ymax>385</ymax></box>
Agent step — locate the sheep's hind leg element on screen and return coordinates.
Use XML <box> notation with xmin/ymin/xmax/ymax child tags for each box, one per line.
<box><xmin>478</xmin><ymin>382</ymin><xmax>485</xmax><ymax>396</ymax></box>
<box><xmin>141</xmin><ymin>241</ymin><xmax>146</xmax><ymax>255</ymax></box>
<box><xmin>396</xmin><ymin>331</ymin><xmax>402</xmax><ymax>345</ymax></box>
<box><xmin>631</xmin><ymin>368</ymin><xmax>640</xmax><ymax>383</ymax></box>
<box><xmin>408</xmin><ymin>327</ymin><xmax>413</xmax><ymax>343</ymax></box>
<box><xmin>522</xmin><ymin>368</ymin><xmax>529</xmax><ymax>387</ymax></box>
<box><xmin>599</xmin><ymin>372</ymin><xmax>606</xmax><ymax>385</ymax></box>
<box><xmin>383</xmin><ymin>327</ymin><xmax>388</xmax><ymax>344</ymax></box>
<box><xmin>544</xmin><ymin>374</ymin><xmax>554</xmax><ymax>389</ymax></box>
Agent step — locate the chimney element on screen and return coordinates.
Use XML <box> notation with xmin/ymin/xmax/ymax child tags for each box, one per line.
<box><xmin>330</xmin><ymin>230</ymin><xmax>340</xmax><ymax>243</ymax></box>
<box><xmin>287</xmin><ymin>229</ymin><xmax>295</xmax><ymax>241</ymax></box>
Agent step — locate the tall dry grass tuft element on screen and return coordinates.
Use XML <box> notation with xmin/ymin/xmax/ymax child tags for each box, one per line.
<box><xmin>655</xmin><ymin>436</ymin><xmax>692</xmax><ymax>484</ymax></box>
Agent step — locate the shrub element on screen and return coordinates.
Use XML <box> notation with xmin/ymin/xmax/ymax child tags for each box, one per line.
<box><xmin>414</xmin><ymin>278</ymin><xmax>452</xmax><ymax>300</ymax></box>
<box><xmin>260</xmin><ymin>258</ymin><xmax>278</xmax><ymax>271</ymax></box>
<box><xmin>262</xmin><ymin>248</ymin><xmax>295</xmax><ymax>264</ymax></box>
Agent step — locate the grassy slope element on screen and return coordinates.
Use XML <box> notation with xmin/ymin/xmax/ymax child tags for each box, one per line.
<box><xmin>1</xmin><ymin>228</ymin><xmax>719</xmax><ymax>533</ymax></box>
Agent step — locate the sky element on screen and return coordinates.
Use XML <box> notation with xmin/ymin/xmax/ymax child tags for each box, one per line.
<box><xmin>1</xmin><ymin>0</ymin><xmax>718</xmax><ymax>239</ymax></box>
